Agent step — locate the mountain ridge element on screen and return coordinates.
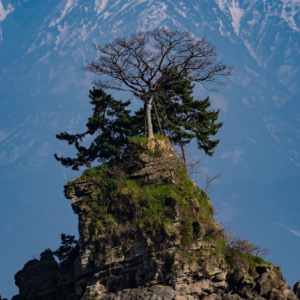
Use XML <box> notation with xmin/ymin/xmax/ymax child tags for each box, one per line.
<box><xmin>0</xmin><ymin>1</ymin><xmax>300</xmax><ymax>298</ymax></box>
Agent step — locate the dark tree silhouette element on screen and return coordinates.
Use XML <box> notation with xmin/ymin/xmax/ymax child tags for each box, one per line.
<box><xmin>157</xmin><ymin>76</ymin><xmax>222</xmax><ymax>154</ymax></box>
<box><xmin>52</xmin><ymin>234</ymin><xmax>79</xmax><ymax>266</ymax></box>
<box><xmin>133</xmin><ymin>75</ymin><xmax>223</xmax><ymax>168</ymax></box>
<box><xmin>55</xmin><ymin>88</ymin><xmax>138</xmax><ymax>170</ymax></box>
<box><xmin>55</xmin><ymin>77</ymin><xmax>223</xmax><ymax>171</ymax></box>
<box><xmin>84</xmin><ymin>28</ymin><xmax>232</xmax><ymax>139</ymax></box>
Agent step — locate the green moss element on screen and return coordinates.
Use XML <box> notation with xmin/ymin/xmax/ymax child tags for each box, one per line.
<box><xmin>68</xmin><ymin>154</ymin><xmax>274</xmax><ymax>275</ymax></box>
<box><xmin>203</xmin><ymin>233</ymin><xmax>214</xmax><ymax>242</ymax></box>
<box><xmin>81</xmin><ymin>162</ymin><xmax>112</xmax><ymax>179</ymax></box>
<box><xmin>153</xmin><ymin>134</ymin><xmax>165</xmax><ymax>140</ymax></box>
<box><xmin>71</xmin><ymin>162</ymin><xmax>213</xmax><ymax>248</ymax></box>
<box><xmin>246</xmin><ymin>255</ymin><xmax>272</xmax><ymax>268</ymax></box>
<box><xmin>129</xmin><ymin>134</ymin><xmax>148</xmax><ymax>145</ymax></box>
<box><xmin>129</xmin><ymin>134</ymin><xmax>165</xmax><ymax>146</ymax></box>
<box><xmin>215</xmin><ymin>239</ymin><xmax>226</xmax><ymax>253</ymax></box>
<box><xmin>224</xmin><ymin>246</ymin><xmax>272</xmax><ymax>271</ymax></box>
<box><xmin>120</xmin><ymin>178</ymin><xmax>177</xmax><ymax>232</ymax></box>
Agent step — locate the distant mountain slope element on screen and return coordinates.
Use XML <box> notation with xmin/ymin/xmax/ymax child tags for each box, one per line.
<box><xmin>0</xmin><ymin>0</ymin><xmax>300</xmax><ymax>298</ymax></box>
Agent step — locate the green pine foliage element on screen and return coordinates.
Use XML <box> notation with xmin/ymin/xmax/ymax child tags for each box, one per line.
<box><xmin>55</xmin><ymin>80</ymin><xmax>223</xmax><ymax>170</ymax></box>
<box><xmin>52</xmin><ymin>234</ymin><xmax>79</xmax><ymax>266</ymax></box>
<box><xmin>55</xmin><ymin>88</ymin><xmax>139</xmax><ymax>170</ymax></box>
<box><xmin>155</xmin><ymin>77</ymin><xmax>223</xmax><ymax>156</ymax></box>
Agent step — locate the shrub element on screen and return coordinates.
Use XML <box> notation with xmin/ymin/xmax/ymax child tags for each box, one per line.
<box><xmin>225</xmin><ymin>230</ymin><xmax>270</xmax><ymax>269</ymax></box>
<box><xmin>52</xmin><ymin>234</ymin><xmax>79</xmax><ymax>266</ymax></box>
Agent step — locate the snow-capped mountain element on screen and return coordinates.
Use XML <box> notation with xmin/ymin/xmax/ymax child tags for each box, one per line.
<box><xmin>0</xmin><ymin>0</ymin><xmax>299</xmax><ymax>298</ymax></box>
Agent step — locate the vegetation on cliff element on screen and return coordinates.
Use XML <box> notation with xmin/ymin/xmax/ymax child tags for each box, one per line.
<box><xmin>7</xmin><ymin>29</ymin><xmax>299</xmax><ymax>300</ymax></box>
<box><xmin>55</xmin><ymin>29</ymin><xmax>227</xmax><ymax>170</ymax></box>
<box><xmin>13</xmin><ymin>136</ymin><xmax>294</xmax><ymax>300</ymax></box>
<box><xmin>84</xmin><ymin>28</ymin><xmax>231</xmax><ymax>139</ymax></box>
<box><xmin>55</xmin><ymin>84</ymin><xmax>223</xmax><ymax>171</ymax></box>
<box><xmin>66</xmin><ymin>136</ymin><xmax>269</xmax><ymax>276</ymax></box>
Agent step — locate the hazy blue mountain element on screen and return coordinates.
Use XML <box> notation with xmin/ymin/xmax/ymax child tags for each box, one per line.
<box><xmin>0</xmin><ymin>0</ymin><xmax>299</xmax><ymax>298</ymax></box>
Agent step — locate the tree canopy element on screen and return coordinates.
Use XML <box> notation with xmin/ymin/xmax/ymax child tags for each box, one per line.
<box><xmin>84</xmin><ymin>28</ymin><xmax>232</xmax><ymax>139</ymax></box>
<box><xmin>55</xmin><ymin>88</ymin><xmax>138</xmax><ymax>170</ymax></box>
<box><xmin>154</xmin><ymin>77</ymin><xmax>223</xmax><ymax>155</ymax></box>
<box><xmin>52</xmin><ymin>234</ymin><xmax>79</xmax><ymax>266</ymax></box>
<box><xmin>55</xmin><ymin>81</ymin><xmax>222</xmax><ymax>170</ymax></box>
<box><xmin>56</xmin><ymin>29</ymin><xmax>230</xmax><ymax>169</ymax></box>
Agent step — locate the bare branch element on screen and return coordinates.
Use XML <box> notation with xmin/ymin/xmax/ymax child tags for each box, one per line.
<box><xmin>204</xmin><ymin>173</ymin><xmax>221</xmax><ymax>194</ymax></box>
<box><xmin>83</xmin><ymin>28</ymin><xmax>232</xmax><ymax>138</ymax></box>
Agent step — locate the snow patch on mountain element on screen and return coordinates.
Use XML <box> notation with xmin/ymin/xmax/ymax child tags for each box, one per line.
<box><xmin>138</xmin><ymin>2</ymin><xmax>169</xmax><ymax>30</ymax></box>
<box><xmin>0</xmin><ymin>1</ymin><xmax>13</xmax><ymax>22</ymax></box>
<box><xmin>214</xmin><ymin>0</ymin><xmax>227</xmax><ymax>12</ymax></box>
<box><xmin>214</xmin><ymin>0</ymin><xmax>244</xmax><ymax>35</ymax></box>
<box><xmin>281</xmin><ymin>0</ymin><xmax>300</xmax><ymax>32</ymax></box>
<box><xmin>219</xmin><ymin>148</ymin><xmax>246</xmax><ymax>165</ymax></box>
<box><xmin>211</xmin><ymin>94</ymin><xmax>228</xmax><ymax>112</ymax></box>
<box><xmin>55</xmin><ymin>21</ymin><xmax>71</xmax><ymax>49</ymax></box>
<box><xmin>218</xmin><ymin>18</ymin><xmax>231</xmax><ymax>37</ymax></box>
<box><xmin>244</xmin><ymin>40</ymin><xmax>261</xmax><ymax>65</ymax></box>
<box><xmin>228</xmin><ymin>0</ymin><xmax>244</xmax><ymax>35</ymax></box>
<box><xmin>49</xmin><ymin>0</ymin><xmax>78</xmax><ymax>27</ymax></box>
<box><xmin>0</xmin><ymin>1</ymin><xmax>14</xmax><ymax>41</ymax></box>
<box><xmin>94</xmin><ymin>0</ymin><xmax>109</xmax><ymax>15</ymax></box>
<box><xmin>0</xmin><ymin>129</ymin><xmax>13</xmax><ymax>143</ymax></box>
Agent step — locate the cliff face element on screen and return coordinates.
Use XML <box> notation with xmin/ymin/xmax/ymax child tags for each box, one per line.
<box><xmin>10</xmin><ymin>138</ymin><xmax>300</xmax><ymax>300</ymax></box>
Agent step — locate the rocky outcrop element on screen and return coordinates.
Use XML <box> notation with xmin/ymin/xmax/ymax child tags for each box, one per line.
<box><xmin>11</xmin><ymin>138</ymin><xmax>300</xmax><ymax>300</ymax></box>
<box><xmin>294</xmin><ymin>282</ymin><xmax>300</xmax><ymax>299</ymax></box>
<box><xmin>12</xmin><ymin>250</ymin><xmax>77</xmax><ymax>300</ymax></box>
<box><xmin>122</xmin><ymin>137</ymin><xmax>179</xmax><ymax>184</ymax></box>
<box><xmin>226</xmin><ymin>265</ymin><xmax>296</xmax><ymax>300</ymax></box>
<box><xmin>89</xmin><ymin>285</ymin><xmax>198</xmax><ymax>300</ymax></box>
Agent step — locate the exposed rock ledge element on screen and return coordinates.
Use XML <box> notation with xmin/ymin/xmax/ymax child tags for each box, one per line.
<box><xmin>10</xmin><ymin>138</ymin><xmax>300</xmax><ymax>300</ymax></box>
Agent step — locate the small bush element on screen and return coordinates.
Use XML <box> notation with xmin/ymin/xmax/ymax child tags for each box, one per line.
<box><xmin>52</xmin><ymin>234</ymin><xmax>79</xmax><ymax>266</ymax></box>
<box><xmin>226</xmin><ymin>230</ymin><xmax>269</xmax><ymax>257</ymax></box>
<box><xmin>225</xmin><ymin>230</ymin><xmax>270</xmax><ymax>269</ymax></box>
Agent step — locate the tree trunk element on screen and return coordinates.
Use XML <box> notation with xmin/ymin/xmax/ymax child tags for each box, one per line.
<box><xmin>146</xmin><ymin>98</ymin><xmax>154</xmax><ymax>139</ymax></box>
<box><xmin>180</xmin><ymin>141</ymin><xmax>187</xmax><ymax>171</ymax></box>
<box><xmin>144</xmin><ymin>103</ymin><xmax>147</xmax><ymax>136</ymax></box>
<box><xmin>153</xmin><ymin>100</ymin><xmax>164</xmax><ymax>137</ymax></box>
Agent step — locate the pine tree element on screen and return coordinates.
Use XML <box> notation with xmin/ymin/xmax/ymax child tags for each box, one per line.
<box><xmin>55</xmin><ymin>82</ymin><xmax>222</xmax><ymax>171</ymax></box>
<box><xmin>52</xmin><ymin>234</ymin><xmax>79</xmax><ymax>265</ymax></box>
<box><xmin>133</xmin><ymin>77</ymin><xmax>223</xmax><ymax>159</ymax></box>
<box><xmin>156</xmin><ymin>77</ymin><xmax>223</xmax><ymax>156</ymax></box>
<box><xmin>54</xmin><ymin>88</ymin><xmax>137</xmax><ymax>170</ymax></box>
<box><xmin>84</xmin><ymin>29</ymin><xmax>232</xmax><ymax>139</ymax></box>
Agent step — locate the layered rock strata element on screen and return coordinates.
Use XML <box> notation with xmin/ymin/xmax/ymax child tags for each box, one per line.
<box><xmin>11</xmin><ymin>138</ymin><xmax>300</xmax><ymax>300</ymax></box>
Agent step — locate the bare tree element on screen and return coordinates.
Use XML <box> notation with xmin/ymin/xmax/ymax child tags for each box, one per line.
<box><xmin>204</xmin><ymin>173</ymin><xmax>221</xmax><ymax>194</ymax></box>
<box><xmin>84</xmin><ymin>28</ymin><xmax>232</xmax><ymax>139</ymax></box>
<box><xmin>226</xmin><ymin>228</ymin><xmax>269</xmax><ymax>257</ymax></box>
<box><xmin>173</xmin><ymin>142</ymin><xmax>203</xmax><ymax>175</ymax></box>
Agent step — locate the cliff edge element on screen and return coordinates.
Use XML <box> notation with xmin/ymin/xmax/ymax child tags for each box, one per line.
<box><xmin>10</xmin><ymin>137</ymin><xmax>300</xmax><ymax>300</ymax></box>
